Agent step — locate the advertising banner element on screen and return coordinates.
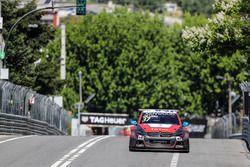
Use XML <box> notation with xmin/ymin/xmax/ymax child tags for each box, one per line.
<box><xmin>184</xmin><ymin>118</ymin><xmax>207</xmax><ymax>138</ymax></box>
<box><xmin>80</xmin><ymin>113</ymin><xmax>129</xmax><ymax>126</ymax></box>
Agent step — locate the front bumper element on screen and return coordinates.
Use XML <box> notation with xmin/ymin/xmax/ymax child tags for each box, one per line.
<box><xmin>130</xmin><ymin>135</ymin><xmax>188</xmax><ymax>150</ymax></box>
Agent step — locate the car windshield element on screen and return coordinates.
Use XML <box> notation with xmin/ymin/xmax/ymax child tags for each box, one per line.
<box><xmin>140</xmin><ymin>113</ymin><xmax>179</xmax><ymax>125</ymax></box>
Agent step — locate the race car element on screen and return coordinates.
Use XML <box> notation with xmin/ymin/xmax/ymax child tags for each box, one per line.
<box><xmin>129</xmin><ymin>109</ymin><xmax>189</xmax><ymax>152</ymax></box>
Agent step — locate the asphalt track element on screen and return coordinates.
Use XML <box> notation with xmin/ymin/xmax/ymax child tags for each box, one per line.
<box><xmin>0</xmin><ymin>135</ymin><xmax>249</xmax><ymax>167</ymax></box>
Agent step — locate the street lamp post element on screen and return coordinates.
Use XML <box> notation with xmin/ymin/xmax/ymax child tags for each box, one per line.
<box><xmin>228</xmin><ymin>80</ymin><xmax>232</xmax><ymax>136</ymax></box>
<box><xmin>0</xmin><ymin>0</ymin><xmax>4</xmax><ymax>77</ymax></box>
<box><xmin>78</xmin><ymin>71</ymin><xmax>83</xmax><ymax>136</ymax></box>
<box><xmin>216</xmin><ymin>75</ymin><xmax>232</xmax><ymax>136</ymax></box>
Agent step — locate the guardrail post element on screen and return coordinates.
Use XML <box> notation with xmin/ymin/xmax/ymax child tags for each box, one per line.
<box><xmin>231</xmin><ymin>113</ymin><xmax>236</xmax><ymax>133</ymax></box>
<box><xmin>59</xmin><ymin>110</ymin><xmax>62</xmax><ymax>131</ymax></box>
<box><xmin>222</xmin><ymin>116</ymin><xmax>227</xmax><ymax>138</ymax></box>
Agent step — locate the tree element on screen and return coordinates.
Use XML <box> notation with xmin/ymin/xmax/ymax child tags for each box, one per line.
<box><xmin>95</xmin><ymin>0</ymin><xmax>167</xmax><ymax>11</ymax></box>
<box><xmin>182</xmin><ymin>0</ymin><xmax>250</xmax><ymax>113</ymax></box>
<box><xmin>47</xmin><ymin>8</ymin><xmax>203</xmax><ymax>116</ymax></box>
<box><xmin>179</xmin><ymin>0</ymin><xmax>214</xmax><ymax>16</ymax></box>
<box><xmin>2</xmin><ymin>0</ymin><xmax>60</xmax><ymax>95</ymax></box>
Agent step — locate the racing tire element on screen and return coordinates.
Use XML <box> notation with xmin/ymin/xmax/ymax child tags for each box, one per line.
<box><xmin>129</xmin><ymin>138</ymin><xmax>136</xmax><ymax>152</ymax></box>
<box><xmin>183</xmin><ymin>139</ymin><xmax>190</xmax><ymax>153</ymax></box>
<box><xmin>129</xmin><ymin>147</ymin><xmax>136</xmax><ymax>152</ymax></box>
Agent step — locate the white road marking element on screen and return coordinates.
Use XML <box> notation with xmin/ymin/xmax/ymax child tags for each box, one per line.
<box><xmin>0</xmin><ymin>135</ymin><xmax>33</xmax><ymax>144</ymax></box>
<box><xmin>170</xmin><ymin>153</ymin><xmax>180</xmax><ymax>167</ymax></box>
<box><xmin>51</xmin><ymin>136</ymin><xmax>103</xmax><ymax>167</ymax></box>
<box><xmin>59</xmin><ymin>136</ymin><xmax>110</xmax><ymax>167</ymax></box>
<box><xmin>50</xmin><ymin>136</ymin><xmax>109</xmax><ymax>167</ymax></box>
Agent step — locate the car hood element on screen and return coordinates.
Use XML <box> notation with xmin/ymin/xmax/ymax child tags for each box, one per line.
<box><xmin>139</xmin><ymin>124</ymin><xmax>181</xmax><ymax>133</ymax></box>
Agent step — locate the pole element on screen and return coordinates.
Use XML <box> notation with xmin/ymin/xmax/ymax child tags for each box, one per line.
<box><xmin>228</xmin><ymin>80</ymin><xmax>232</xmax><ymax>136</ymax></box>
<box><xmin>60</xmin><ymin>24</ymin><xmax>66</xmax><ymax>80</ymax></box>
<box><xmin>78</xmin><ymin>71</ymin><xmax>82</xmax><ymax>136</ymax></box>
<box><xmin>0</xmin><ymin>0</ymin><xmax>3</xmax><ymax>77</ymax></box>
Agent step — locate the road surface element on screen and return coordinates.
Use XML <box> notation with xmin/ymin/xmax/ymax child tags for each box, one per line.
<box><xmin>0</xmin><ymin>135</ymin><xmax>249</xmax><ymax>167</ymax></box>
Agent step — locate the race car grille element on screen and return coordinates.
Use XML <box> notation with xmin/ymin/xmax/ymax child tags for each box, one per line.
<box><xmin>147</xmin><ymin>132</ymin><xmax>160</xmax><ymax>137</ymax></box>
<box><xmin>160</xmin><ymin>132</ymin><xmax>173</xmax><ymax>137</ymax></box>
<box><xmin>149</xmin><ymin>140</ymin><xmax>171</xmax><ymax>144</ymax></box>
<box><xmin>147</xmin><ymin>132</ymin><xmax>173</xmax><ymax>137</ymax></box>
<box><xmin>145</xmin><ymin>139</ymin><xmax>176</xmax><ymax>147</ymax></box>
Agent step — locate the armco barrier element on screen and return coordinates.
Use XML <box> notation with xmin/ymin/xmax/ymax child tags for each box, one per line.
<box><xmin>211</xmin><ymin>113</ymin><xmax>241</xmax><ymax>139</ymax></box>
<box><xmin>240</xmin><ymin>82</ymin><xmax>250</xmax><ymax>151</ymax></box>
<box><xmin>0</xmin><ymin>113</ymin><xmax>65</xmax><ymax>135</ymax></box>
<box><xmin>0</xmin><ymin>81</ymin><xmax>70</xmax><ymax>135</ymax></box>
<box><xmin>242</xmin><ymin>117</ymin><xmax>250</xmax><ymax>150</ymax></box>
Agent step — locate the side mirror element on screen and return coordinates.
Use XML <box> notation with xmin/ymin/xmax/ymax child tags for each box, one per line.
<box><xmin>182</xmin><ymin>121</ymin><xmax>189</xmax><ymax>127</ymax></box>
<box><xmin>130</xmin><ymin>119</ymin><xmax>137</xmax><ymax>125</ymax></box>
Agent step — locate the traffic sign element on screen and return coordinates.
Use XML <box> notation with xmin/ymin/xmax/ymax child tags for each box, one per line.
<box><xmin>76</xmin><ymin>0</ymin><xmax>86</xmax><ymax>15</ymax></box>
<box><xmin>0</xmin><ymin>51</ymin><xmax>4</xmax><ymax>60</ymax></box>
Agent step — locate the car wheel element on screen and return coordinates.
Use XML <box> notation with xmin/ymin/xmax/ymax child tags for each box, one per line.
<box><xmin>129</xmin><ymin>138</ymin><xmax>136</xmax><ymax>151</ymax></box>
<box><xmin>129</xmin><ymin>147</ymin><xmax>135</xmax><ymax>151</ymax></box>
<box><xmin>183</xmin><ymin>139</ymin><xmax>190</xmax><ymax>153</ymax></box>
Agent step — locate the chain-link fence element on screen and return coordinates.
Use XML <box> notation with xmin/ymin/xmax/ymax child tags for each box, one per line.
<box><xmin>0</xmin><ymin>81</ymin><xmax>70</xmax><ymax>134</ymax></box>
<box><xmin>211</xmin><ymin>113</ymin><xmax>241</xmax><ymax>138</ymax></box>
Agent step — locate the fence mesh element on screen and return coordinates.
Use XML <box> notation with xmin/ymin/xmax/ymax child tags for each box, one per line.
<box><xmin>240</xmin><ymin>82</ymin><xmax>250</xmax><ymax>150</ymax></box>
<box><xmin>211</xmin><ymin>113</ymin><xmax>241</xmax><ymax>138</ymax></box>
<box><xmin>0</xmin><ymin>81</ymin><xmax>70</xmax><ymax>134</ymax></box>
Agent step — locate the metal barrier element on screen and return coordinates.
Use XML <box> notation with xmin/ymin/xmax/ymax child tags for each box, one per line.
<box><xmin>0</xmin><ymin>81</ymin><xmax>70</xmax><ymax>135</ymax></box>
<box><xmin>211</xmin><ymin>113</ymin><xmax>241</xmax><ymax>139</ymax></box>
<box><xmin>242</xmin><ymin>117</ymin><xmax>250</xmax><ymax>150</ymax></box>
<box><xmin>211</xmin><ymin>80</ymin><xmax>250</xmax><ymax>151</ymax></box>
<box><xmin>240</xmin><ymin>82</ymin><xmax>250</xmax><ymax>150</ymax></box>
<box><xmin>0</xmin><ymin>113</ymin><xmax>65</xmax><ymax>135</ymax></box>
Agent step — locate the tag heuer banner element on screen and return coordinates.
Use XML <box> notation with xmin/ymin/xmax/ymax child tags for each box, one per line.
<box><xmin>80</xmin><ymin>113</ymin><xmax>129</xmax><ymax>126</ymax></box>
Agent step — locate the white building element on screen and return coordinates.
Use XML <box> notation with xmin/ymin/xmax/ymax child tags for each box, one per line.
<box><xmin>164</xmin><ymin>2</ymin><xmax>178</xmax><ymax>13</ymax></box>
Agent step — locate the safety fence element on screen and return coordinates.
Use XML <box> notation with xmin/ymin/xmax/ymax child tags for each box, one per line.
<box><xmin>0</xmin><ymin>81</ymin><xmax>70</xmax><ymax>135</ymax></box>
<box><xmin>0</xmin><ymin>113</ymin><xmax>65</xmax><ymax>135</ymax></box>
<box><xmin>242</xmin><ymin>117</ymin><xmax>250</xmax><ymax>150</ymax></box>
<box><xmin>240</xmin><ymin>82</ymin><xmax>250</xmax><ymax>150</ymax></box>
<box><xmin>211</xmin><ymin>113</ymin><xmax>241</xmax><ymax>138</ymax></box>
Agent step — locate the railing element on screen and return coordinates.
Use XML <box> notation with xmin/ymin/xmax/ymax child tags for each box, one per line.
<box><xmin>0</xmin><ymin>113</ymin><xmax>65</xmax><ymax>135</ymax></box>
<box><xmin>0</xmin><ymin>81</ymin><xmax>70</xmax><ymax>135</ymax></box>
<box><xmin>211</xmin><ymin>113</ymin><xmax>241</xmax><ymax>139</ymax></box>
<box><xmin>242</xmin><ymin>117</ymin><xmax>250</xmax><ymax>150</ymax></box>
<box><xmin>240</xmin><ymin>82</ymin><xmax>250</xmax><ymax>150</ymax></box>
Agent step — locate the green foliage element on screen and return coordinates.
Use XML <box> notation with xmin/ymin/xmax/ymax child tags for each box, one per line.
<box><xmin>32</xmin><ymin>60</ymin><xmax>63</xmax><ymax>95</ymax></box>
<box><xmin>2</xmin><ymin>0</ymin><xmax>60</xmax><ymax>95</ymax></box>
<box><xmin>95</xmin><ymin>0</ymin><xmax>167</xmax><ymax>11</ymax></box>
<box><xmin>182</xmin><ymin>13</ymin><xmax>208</xmax><ymax>27</ymax></box>
<box><xmin>182</xmin><ymin>0</ymin><xmax>250</xmax><ymax>113</ymax></box>
<box><xmin>179</xmin><ymin>0</ymin><xmax>214</xmax><ymax>16</ymax></box>
<box><xmin>94</xmin><ymin>0</ymin><xmax>214</xmax><ymax>15</ymax></box>
<box><xmin>47</xmin><ymin>8</ymin><xmax>204</xmax><ymax>116</ymax></box>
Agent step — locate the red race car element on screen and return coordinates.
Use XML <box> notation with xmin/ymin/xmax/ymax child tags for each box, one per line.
<box><xmin>129</xmin><ymin>109</ymin><xmax>189</xmax><ymax>152</ymax></box>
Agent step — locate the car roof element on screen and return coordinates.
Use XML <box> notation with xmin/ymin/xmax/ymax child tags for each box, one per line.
<box><xmin>139</xmin><ymin>109</ymin><xmax>178</xmax><ymax>114</ymax></box>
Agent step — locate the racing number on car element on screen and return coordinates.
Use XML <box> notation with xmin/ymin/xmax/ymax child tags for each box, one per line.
<box><xmin>142</xmin><ymin>114</ymin><xmax>151</xmax><ymax>122</ymax></box>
